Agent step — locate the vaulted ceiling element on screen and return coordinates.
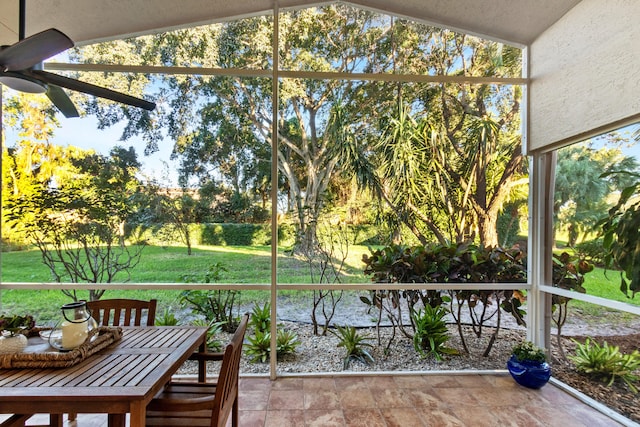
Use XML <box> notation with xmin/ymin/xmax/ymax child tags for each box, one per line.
<box><xmin>0</xmin><ymin>0</ymin><xmax>582</xmax><ymax>48</ymax></box>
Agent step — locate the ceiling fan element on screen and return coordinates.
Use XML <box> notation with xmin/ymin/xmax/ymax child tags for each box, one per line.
<box><xmin>0</xmin><ymin>0</ymin><xmax>155</xmax><ymax>118</ymax></box>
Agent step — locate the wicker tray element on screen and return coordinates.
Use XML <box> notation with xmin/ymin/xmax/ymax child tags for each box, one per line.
<box><xmin>0</xmin><ymin>326</ymin><xmax>123</xmax><ymax>369</ymax></box>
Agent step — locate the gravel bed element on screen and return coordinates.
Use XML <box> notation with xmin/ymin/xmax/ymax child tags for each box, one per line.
<box><xmin>177</xmin><ymin>321</ymin><xmax>526</xmax><ymax>376</ymax></box>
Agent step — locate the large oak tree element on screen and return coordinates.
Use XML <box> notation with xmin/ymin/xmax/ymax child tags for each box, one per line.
<box><xmin>68</xmin><ymin>4</ymin><xmax>526</xmax><ymax>249</ymax></box>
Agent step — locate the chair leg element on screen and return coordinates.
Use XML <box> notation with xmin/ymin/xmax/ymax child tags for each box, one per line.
<box><xmin>232</xmin><ymin>392</ymin><xmax>238</xmax><ymax>427</ymax></box>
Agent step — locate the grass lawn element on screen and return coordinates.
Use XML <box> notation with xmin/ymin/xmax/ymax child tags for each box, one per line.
<box><xmin>0</xmin><ymin>244</ymin><xmax>373</xmax><ymax>321</ymax></box>
<box><xmin>1</xmin><ymin>243</ymin><xmax>637</xmax><ymax>323</ymax></box>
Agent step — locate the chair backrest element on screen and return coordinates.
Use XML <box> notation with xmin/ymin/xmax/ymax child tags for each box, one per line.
<box><xmin>86</xmin><ymin>298</ymin><xmax>157</xmax><ymax>326</ymax></box>
<box><xmin>210</xmin><ymin>314</ymin><xmax>248</xmax><ymax>427</ymax></box>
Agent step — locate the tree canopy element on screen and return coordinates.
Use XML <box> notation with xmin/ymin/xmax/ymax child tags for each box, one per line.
<box><xmin>21</xmin><ymin>4</ymin><xmax>527</xmax><ymax>250</ymax></box>
<box><xmin>4</xmin><ymin>4</ymin><xmax>640</xmax><ymax>309</ymax></box>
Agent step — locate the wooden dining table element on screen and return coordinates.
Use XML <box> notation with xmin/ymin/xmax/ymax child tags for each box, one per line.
<box><xmin>0</xmin><ymin>326</ymin><xmax>207</xmax><ymax>427</ymax></box>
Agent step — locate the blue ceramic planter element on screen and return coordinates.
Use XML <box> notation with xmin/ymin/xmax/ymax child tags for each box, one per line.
<box><xmin>507</xmin><ymin>355</ymin><xmax>551</xmax><ymax>389</ymax></box>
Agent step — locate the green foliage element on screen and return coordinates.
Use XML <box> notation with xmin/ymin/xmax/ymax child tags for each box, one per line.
<box><xmin>182</xmin><ymin>262</ymin><xmax>228</xmax><ymax>283</ymax></box>
<box><xmin>155</xmin><ymin>308</ymin><xmax>180</xmax><ymax>326</ymax></box>
<box><xmin>362</xmin><ymin>242</ymin><xmax>526</xmax><ymax>286</ymax></box>
<box><xmin>246</xmin><ymin>301</ymin><xmax>298</xmax><ymax>363</ymax></box>
<box><xmin>244</xmin><ymin>328</ymin><xmax>300</xmax><ymax>363</ymax></box>
<box><xmin>73</xmin><ymin>5</ymin><xmax>526</xmax><ymax>253</ymax></box>
<box><xmin>360</xmin><ymin>244</ymin><xmax>449</xmax><ymax>341</ymax></box>
<box><xmin>554</xmin><ymin>144</ymin><xmax>638</xmax><ymax>247</ymax></box>
<box><xmin>179</xmin><ymin>287</ymin><xmax>239</xmax><ymax>333</ymax></box>
<box><xmin>411</xmin><ymin>305</ymin><xmax>457</xmax><ymax>361</ymax></box>
<box><xmin>574</xmin><ymin>238</ymin><xmax>606</xmax><ymax>267</ymax></box>
<box><xmin>511</xmin><ymin>341</ymin><xmax>547</xmax><ymax>363</ymax></box>
<box><xmin>599</xmin><ymin>171</ymin><xmax>640</xmax><ymax>298</ymax></box>
<box><xmin>570</xmin><ymin>338</ymin><xmax>640</xmax><ymax>393</ymax></box>
<box><xmin>552</xmin><ymin>252</ymin><xmax>593</xmax><ymax>293</ymax></box>
<box><xmin>276</xmin><ymin>329</ymin><xmax>301</xmax><ymax>357</ymax></box>
<box><xmin>191</xmin><ymin>319</ymin><xmax>224</xmax><ymax>352</ymax></box>
<box><xmin>362</xmin><ymin>242</ymin><xmax>527</xmax><ymax>355</ymax></box>
<box><xmin>250</xmin><ymin>302</ymin><xmax>271</xmax><ymax>333</ymax></box>
<box><xmin>201</xmin><ymin>223</ymin><xmax>271</xmax><ymax>246</ymax></box>
<box><xmin>0</xmin><ymin>314</ymin><xmax>35</xmax><ymax>335</ymax></box>
<box><xmin>331</xmin><ymin>325</ymin><xmax>374</xmax><ymax>369</ymax></box>
<box><xmin>3</xmin><ymin>146</ymin><xmax>146</xmax><ymax>301</ymax></box>
<box><xmin>551</xmin><ymin>252</ymin><xmax>594</xmax><ymax>359</ymax></box>
<box><xmin>245</xmin><ymin>329</ymin><xmax>271</xmax><ymax>363</ymax></box>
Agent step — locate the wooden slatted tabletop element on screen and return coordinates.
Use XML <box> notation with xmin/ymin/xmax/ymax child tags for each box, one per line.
<box><xmin>0</xmin><ymin>326</ymin><xmax>207</xmax><ymax>427</ymax></box>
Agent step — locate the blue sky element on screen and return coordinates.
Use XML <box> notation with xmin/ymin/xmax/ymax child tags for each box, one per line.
<box><xmin>3</xmin><ymin>86</ymin><xmax>638</xmax><ymax>188</ymax></box>
<box><xmin>52</xmin><ymin>114</ymin><xmax>179</xmax><ymax>185</ymax></box>
<box><xmin>2</xmin><ymin>100</ymin><xmax>180</xmax><ymax>186</ymax></box>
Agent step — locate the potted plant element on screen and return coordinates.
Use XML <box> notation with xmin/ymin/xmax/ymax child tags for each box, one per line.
<box><xmin>0</xmin><ymin>314</ymin><xmax>35</xmax><ymax>354</ymax></box>
<box><xmin>507</xmin><ymin>341</ymin><xmax>551</xmax><ymax>389</ymax></box>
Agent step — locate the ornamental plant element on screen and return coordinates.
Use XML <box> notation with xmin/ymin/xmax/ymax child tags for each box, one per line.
<box><xmin>244</xmin><ymin>329</ymin><xmax>301</xmax><ymax>363</ymax></box>
<box><xmin>0</xmin><ymin>314</ymin><xmax>35</xmax><ymax>336</ymax></box>
<box><xmin>331</xmin><ymin>325</ymin><xmax>374</xmax><ymax>369</ymax></box>
<box><xmin>570</xmin><ymin>338</ymin><xmax>640</xmax><ymax>393</ymax></box>
<box><xmin>362</xmin><ymin>242</ymin><xmax>527</xmax><ymax>356</ymax></box>
<box><xmin>412</xmin><ymin>305</ymin><xmax>458</xmax><ymax>361</ymax></box>
<box><xmin>511</xmin><ymin>341</ymin><xmax>547</xmax><ymax>364</ymax></box>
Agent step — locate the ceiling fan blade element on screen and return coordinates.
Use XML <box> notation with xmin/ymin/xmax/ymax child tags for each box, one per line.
<box><xmin>0</xmin><ymin>29</ymin><xmax>73</xmax><ymax>71</ymax></box>
<box><xmin>30</xmin><ymin>70</ymin><xmax>156</xmax><ymax>111</ymax></box>
<box><xmin>46</xmin><ymin>85</ymin><xmax>79</xmax><ymax>118</ymax></box>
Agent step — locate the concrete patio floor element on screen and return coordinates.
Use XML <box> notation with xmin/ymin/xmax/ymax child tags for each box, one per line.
<box><xmin>13</xmin><ymin>373</ymin><xmax>628</xmax><ymax>426</ymax></box>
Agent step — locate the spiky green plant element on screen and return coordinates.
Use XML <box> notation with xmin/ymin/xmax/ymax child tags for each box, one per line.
<box><xmin>250</xmin><ymin>302</ymin><xmax>271</xmax><ymax>333</ymax></box>
<box><xmin>244</xmin><ymin>327</ymin><xmax>300</xmax><ymax>363</ymax></box>
<box><xmin>276</xmin><ymin>329</ymin><xmax>300</xmax><ymax>356</ymax></box>
<box><xmin>245</xmin><ymin>329</ymin><xmax>270</xmax><ymax>363</ymax></box>
<box><xmin>570</xmin><ymin>338</ymin><xmax>640</xmax><ymax>393</ymax></box>
<box><xmin>331</xmin><ymin>325</ymin><xmax>374</xmax><ymax>369</ymax></box>
<box><xmin>192</xmin><ymin>318</ymin><xmax>224</xmax><ymax>351</ymax></box>
<box><xmin>411</xmin><ymin>305</ymin><xmax>457</xmax><ymax>361</ymax></box>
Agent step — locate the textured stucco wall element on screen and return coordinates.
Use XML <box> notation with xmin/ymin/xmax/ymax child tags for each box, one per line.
<box><xmin>528</xmin><ymin>0</ymin><xmax>640</xmax><ymax>153</ymax></box>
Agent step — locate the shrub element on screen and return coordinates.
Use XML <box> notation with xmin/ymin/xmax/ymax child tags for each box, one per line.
<box><xmin>511</xmin><ymin>341</ymin><xmax>547</xmax><ymax>363</ymax></box>
<box><xmin>331</xmin><ymin>325</ymin><xmax>374</xmax><ymax>369</ymax></box>
<box><xmin>250</xmin><ymin>302</ymin><xmax>271</xmax><ymax>333</ymax></box>
<box><xmin>245</xmin><ymin>329</ymin><xmax>270</xmax><ymax>363</ymax></box>
<box><xmin>201</xmin><ymin>223</ymin><xmax>270</xmax><ymax>246</ymax></box>
<box><xmin>551</xmin><ymin>252</ymin><xmax>593</xmax><ymax>360</ymax></box>
<box><xmin>244</xmin><ymin>328</ymin><xmax>300</xmax><ymax>363</ymax></box>
<box><xmin>276</xmin><ymin>329</ymin><xmax>300</xmax><ymax>357</ymax></box>
<box><xmin>192</xmin><ymin>319</ymin><xmax>224</xmax><ymax>352</ymax></box>
<box><xmin>179</xmin><ymin>289</ymin><xmax>239</xmax><ymax>333</ymax></box>
<box><xmin>411</xmin><ymin>305</ymin><xmax>457</xmax><ymax>361</ymax></box>
<box><xmin>362</xmin><ymin>242</ymin><xmax>527</xmax><ymax>356</ymax></box>
<box><xmin>570</xmin><ymin>338</ymin><xmax>640</xmax><ymax>393</ymax></box>
<box><xmin>574</xmin><ymin>238</ymin><xmax>606</xmax><ymax>267</ymax></box>
<box><xmin>155</xmin><ymin>308</ymin><xmax>179</xmax><ymax>326</ymax></box>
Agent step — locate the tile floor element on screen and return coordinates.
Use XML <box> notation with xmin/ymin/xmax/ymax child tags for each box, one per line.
<box><xmin>11</xmin><ymin>373</ymin><xmax>626</xmax><ymax>427</ymax></box>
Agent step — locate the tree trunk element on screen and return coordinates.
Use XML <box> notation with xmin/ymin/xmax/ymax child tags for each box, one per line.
<box><xmin>478</xmin><ymin>212</ymin><xmax>499</xmax><ymax>247</ymax></box>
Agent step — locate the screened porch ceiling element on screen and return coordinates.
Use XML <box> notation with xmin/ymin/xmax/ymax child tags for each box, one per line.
<box><xmin>1</xmin><ymin>0</ymin><xmax>636</xmax><ymax>151</ymax></box>
<box><xmin>0</xmin><ymin>0</ymin><xmax>581</xmax><ymax>47</ymax></box>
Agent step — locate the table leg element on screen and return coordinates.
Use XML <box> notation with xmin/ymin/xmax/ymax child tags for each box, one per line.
<box><xmin>49</xmin><ymin>414</ymin><xmax>62</xmax><ymax>427</ymax></box>
<box><xmin>107</xmin><ymin>414</ymin><xmax>126</xmax><ymax>427</ymax></box>
<box><xmin>128</xmin><ymin>402</ymin><xmax>146</xmax><ymax>427</ymax></box>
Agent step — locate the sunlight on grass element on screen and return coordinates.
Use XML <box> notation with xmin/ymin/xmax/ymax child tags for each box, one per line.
<box><xmin>4</xmin><ymin>244</ymin><xmax>637</xmax><ymax>327</ymax></box>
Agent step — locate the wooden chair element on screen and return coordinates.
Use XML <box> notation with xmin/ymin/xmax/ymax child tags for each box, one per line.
<box><xmin>86</xmin><ymin>298</ymin><xmax>157</xmax><ymax>326</ymax></box>
<box><xmin>145</xmin><ymin>313</ymin><xmax>249</xmax><ymax>427</ymax></box>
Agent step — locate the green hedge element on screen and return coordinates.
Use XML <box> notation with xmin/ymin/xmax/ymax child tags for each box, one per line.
<box><xmin>132</xmin><ymin>222</ymin><xmax>296</xmax><ymax>247</ymax></box>
<box><xmin>201</xmin><ymin>223</ymin><xmax>269</xmax><ymax>246</ymax></box>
